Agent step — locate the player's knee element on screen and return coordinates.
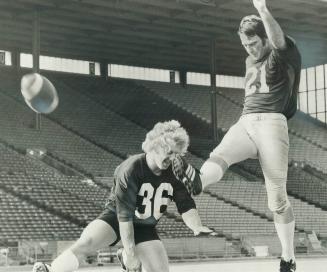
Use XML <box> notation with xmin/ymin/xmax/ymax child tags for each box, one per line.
<box><xmin>268</xmin><ymin>198</ymin><xmax>290</xmax><ymax>214</ymax></box>
<box><xmin>208</xmin><ymin>153</ymin><xmax>229</xmax><ymax>171</ymax></box>
<box><xmin>71</xmin><ymin>235</ymin><xmax>95</xmax><ymax>256</ymax></box>
<box><xmin>272</xmin><ymin>203</ymin><xmax>294</xmax><ymax>224</ymax></box>
<box><xmin>141</xmin><ymin>256</ymin><xmax>169</xmax><ymax>272</ymax></box>
<box><xmin>200</xmin><ymin>156</ymin><xmax>228</xmax><ymax>187</ymax></box>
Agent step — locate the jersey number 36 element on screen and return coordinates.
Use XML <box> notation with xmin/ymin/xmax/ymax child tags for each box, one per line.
<box><xmin>135</xmin><ymin>183</ymin><xmax>173</xmax><ymax>220</ymax></box>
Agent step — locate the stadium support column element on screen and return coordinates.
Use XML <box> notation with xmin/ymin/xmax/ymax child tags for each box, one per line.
<box><xmin>33</xmin><ymin>9</ymin><xmax>41</xmax><ymax>130</ymax></box>
<box><xmin>12</xmin><ymin>49</ymin><xmax>20</xmax><ymax>72</ymax></box>
<box><xmin>210</xmin><ymin>39</ymin><xmax>218</xmax><ymax>142</ymax></box>
<box><xmin>179</xmin><ymin>69</ymin><xmax>187</xmax><ymax>88</ymax></box>
<box><xmin>100</xmin><ymin>61</ymin><xmax>108</xmax><ymax>80</ymax></box>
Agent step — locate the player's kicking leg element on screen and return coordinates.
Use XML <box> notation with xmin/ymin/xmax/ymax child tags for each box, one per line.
<box><xmin>174</xmin><ymin>120</ymin><xmax>257</xmax><ymax>195</ymax></box>
<box><xmin>32</xmin><ymin>219</ymin><xmax>117</xmax><ymax>272</ymax></box>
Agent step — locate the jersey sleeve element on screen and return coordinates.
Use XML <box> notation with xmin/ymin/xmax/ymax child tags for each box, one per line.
<box><xmin>172</xmin><ymin>178</ymin><xmax>196</xmax><ymax>215</ymax></box>
<box><xmin>271</xmin><ymin>36</ymin><xmax>301</xmax><ymax>68</ymax></box>
<box><xmin>115</xmin><ymin>168</ymin><xmax>139</xmax><ymax>222</ymax></box>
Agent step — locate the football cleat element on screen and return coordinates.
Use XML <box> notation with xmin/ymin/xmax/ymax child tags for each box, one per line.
<box><xmin>116</xmin><ymin>248</ymin><xmax>127</xmax><ymax>272</ymax></box>
<box><xmin>280</xmin><ymin>258</ymin><xmax>296</xmax><ymax>272</ymax></box>
<box><xmin>172</xmin><ymin>155</ymin><xmax>202</xmax><ymax>195</ymax></box>
<box><xmin>32</xmin><ymin>262</ymin><xmax>51</xmax><ymax>272</ymax></box>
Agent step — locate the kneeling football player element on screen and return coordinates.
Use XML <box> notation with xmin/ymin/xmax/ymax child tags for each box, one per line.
<box><xmin>33</xmin><ymin>120</ymin><xmax>214</xmax><ymax>272</ymax></box>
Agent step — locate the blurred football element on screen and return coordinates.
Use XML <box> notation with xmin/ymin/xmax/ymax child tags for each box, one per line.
<box><xmin>21</xmin><ymin>73</ymin><xmax>59</xmax><ymax>114</ymax></box>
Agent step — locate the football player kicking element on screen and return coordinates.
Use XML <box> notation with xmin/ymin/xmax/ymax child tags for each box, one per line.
<box><xmin>177</xmin><ymin>0</ymin><xmax>301</xmax><ymax>271</ymax></box>
<box><xmin>33</xmin><ymin>120</ymin><xmax>214</xmax><ymax>272</ymax></box>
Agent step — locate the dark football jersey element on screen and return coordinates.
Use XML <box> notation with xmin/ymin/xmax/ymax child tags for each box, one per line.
<box><xmin>242</xmin><ymin>36</ymin><xmax>301</xmax><ymax>119</ymax></box>
<box><xmin>105</xmin><ymin>154</ymin><xmax>196</xmax><ymax>227</ymax></box>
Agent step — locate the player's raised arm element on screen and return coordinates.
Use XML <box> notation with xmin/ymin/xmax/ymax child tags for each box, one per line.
<box><xmin>253</xmin><ymin>0</ymin><xmax>286</xmax><ymax>49</ymax></box>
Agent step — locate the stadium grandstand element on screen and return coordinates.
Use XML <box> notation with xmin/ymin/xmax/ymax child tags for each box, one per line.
<box><xmin>0</xmin><ymin>0</ymin><xmax>326</xmax><ymax>271</ymax></box>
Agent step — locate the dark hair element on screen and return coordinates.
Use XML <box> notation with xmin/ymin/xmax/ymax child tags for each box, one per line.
<box><xmin>238</xmin><ymin>15</ymin><xmax>267</xmax><ymax>40</ymax></box>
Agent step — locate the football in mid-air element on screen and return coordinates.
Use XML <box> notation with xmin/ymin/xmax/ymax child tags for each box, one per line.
<box><xmin>21</xmin><ymin>73</ymin><xmax>59</xmax><ymax>114</ymax></box>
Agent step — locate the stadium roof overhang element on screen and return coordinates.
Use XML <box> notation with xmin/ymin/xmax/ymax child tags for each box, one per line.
<box><xmin>0</xmin><ymin>0</ymin><xmax>326</xmax><ymax>76</ymax></box>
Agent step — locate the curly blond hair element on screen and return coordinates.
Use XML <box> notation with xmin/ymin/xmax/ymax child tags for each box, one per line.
<box><xmin>142</xmin><ymin>120</ymin><xmax>189</xmax><ymax>155</ymax></box>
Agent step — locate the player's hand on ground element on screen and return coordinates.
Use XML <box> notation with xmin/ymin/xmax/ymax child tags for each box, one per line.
<box><xmin>125</xmin><ymin>253</ymin><xmax>142</xmax><ymax>272</ymax></box>
<box><xmin>253</xmin><ymin>0</ymin><xmax>267</xmax><ymax>12</ymax></box>
<box><xmin>193</xmin><ymin>226</ymin><xmax>218</xmax><ymax>236</ymax></box>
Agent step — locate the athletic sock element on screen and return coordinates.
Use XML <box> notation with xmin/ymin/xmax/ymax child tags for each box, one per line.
<box><xmin>274</xmin><ymin>220</ymin><xmax>296</xmax><ymax>262</ymax></box>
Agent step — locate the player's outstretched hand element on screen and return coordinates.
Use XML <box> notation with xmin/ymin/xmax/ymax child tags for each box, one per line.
<box><xmin>193</xmin><ymin>226</ymin><xmax>219</xmax><ymax>237</ymax></box>
<box><xmin>125</xmin><ymin>253</ymin><xmax>142</xmax><ymax>272</ymax></box>
<box><xmin>253</xmin><ymin>0</ymin><xmax>267</xmax><ymax>12</ymax></box>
